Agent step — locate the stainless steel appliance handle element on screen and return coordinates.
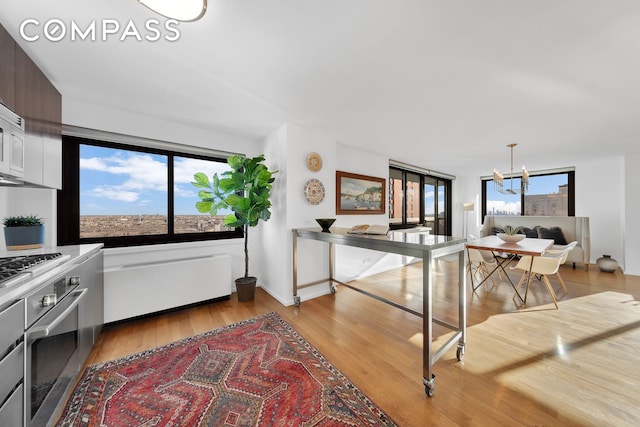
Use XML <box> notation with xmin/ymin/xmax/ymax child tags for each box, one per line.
<box><xmin>27</xmin><ymin>288</ymin><xmax>88</xmax><ymax>341</ymax></box>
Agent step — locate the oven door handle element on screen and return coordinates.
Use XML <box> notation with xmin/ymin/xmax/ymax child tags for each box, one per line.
<box><xmin>27</xmin><ymin>288</ymin><xmax>88</xmax><ymax>341</ymax></box>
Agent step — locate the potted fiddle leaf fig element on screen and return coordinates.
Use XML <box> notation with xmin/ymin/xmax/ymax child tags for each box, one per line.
<box><xmin>3</xmin><ymin>214</ymin><xmax>45</xmax><ymax>250</ymax></box>
<box><xmin>192</xmin><ymin>154</ymin><xmax>277</xmax><ymax>301</ymax></box>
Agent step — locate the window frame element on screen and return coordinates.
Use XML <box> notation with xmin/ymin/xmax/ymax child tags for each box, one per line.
<box><xmin>388</xmin><ymin>165</ymin><xmax>452</xmax><ymax>235</ymax></box>
<box><xmin>481</xmin><ymin>169</ymin><xmax>575</xmax><ymax>221</ymax></box>
<box><xmin>57</xmin><ymin>134</ymin><xmax>242</xmax><ymax>248</ymax></box>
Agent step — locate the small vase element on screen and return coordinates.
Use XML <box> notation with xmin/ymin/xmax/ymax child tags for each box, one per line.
<box><xmin>596</xmin><ymin>255</ymin><xmax>618</xmax><ymax>273</ymax></box>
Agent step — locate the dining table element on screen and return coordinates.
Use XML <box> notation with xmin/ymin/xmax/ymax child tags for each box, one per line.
<box><xmin>465</xmin><ymin>235</ymin><xmax>555</xmax><ymax>302</ymax></box>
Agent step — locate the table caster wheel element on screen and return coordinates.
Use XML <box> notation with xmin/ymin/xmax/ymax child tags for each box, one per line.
<box><xmin>330</xmin><ymin>285</ymin><xmax>337</xmax><ymax>294</ymax></box>
<box><xmin>456</xmin><ymin>345</ymin><xmax>465</xmax><ymax>361</ymax></box>
<box><xmin>294</xmin><ymin>296</ymin><xmax>301</xmax><ymax>307</ymax></box>
<box><xmin>423</xmin><ymin>374</ymin><xmax>435</xmax><ymax>397</ymax></box>
<box><xmin>425</xmin><ymin>385</ymin><xmax>435</xmax><ymax>397</ymax></box>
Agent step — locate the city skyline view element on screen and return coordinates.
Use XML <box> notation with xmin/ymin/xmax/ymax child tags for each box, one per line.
<box><xmin>486</xmin><ymin>174</ymin><xmax>568</xmax><ymax>215</ymax></box>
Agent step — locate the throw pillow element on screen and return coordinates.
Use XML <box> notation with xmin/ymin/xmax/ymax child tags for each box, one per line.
<box><xmin>490</xmin><ymin>226</ymin><xmax>504</xmax><ymax>235</ymax></box>
<box><xmin>537</xmin><ymin>226</ymin><xmax>568</xmax><ymax>245</ymax></box>
<box><xmin>520</xmin><ymin>227</ymin><xmax>539</xmax><ymax>238</ymax></box>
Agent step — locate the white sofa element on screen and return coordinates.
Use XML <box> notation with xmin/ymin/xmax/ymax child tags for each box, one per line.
<box><xmin>479</xmin><ymin>215</ymin><xmax>590</xmax><ymax>270</ymax></box>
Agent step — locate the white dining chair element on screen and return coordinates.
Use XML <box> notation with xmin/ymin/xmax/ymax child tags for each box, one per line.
<box><xmin>467</xmin><ymin>248</ymin><xmax>501</xmax><ymax>290</ymax></box>
<box><xmin>510</xmin><ymin>242</ymin><xmax>577</xmax><ymax>309</ymax></box>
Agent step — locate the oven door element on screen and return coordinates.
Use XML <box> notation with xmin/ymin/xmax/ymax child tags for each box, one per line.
<box><xmin>25</xmin><ymin>288</ymin><xmax>87</xmax><ymax>427</ymax></box>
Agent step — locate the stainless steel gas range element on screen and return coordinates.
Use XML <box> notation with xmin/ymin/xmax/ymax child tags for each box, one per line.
<box><xmin>0</xmin><ymin>253</ymin><xmax>71</xmax><ymax>288</ymax></box>
<box><xmin>0</xmin><ymin>244</ymin><xmax>103</xmax><ymax>427</ymax></box>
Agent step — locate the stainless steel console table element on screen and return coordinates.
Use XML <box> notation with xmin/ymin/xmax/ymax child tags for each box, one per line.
<box><xmin>292</xmin><ymin>227</ymin><xmax>467</xmax><ymax>396</ymax></box>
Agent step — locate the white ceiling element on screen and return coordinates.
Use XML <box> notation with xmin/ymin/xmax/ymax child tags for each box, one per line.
<box><xmin>2</xmin><ymin>0</ymin><xmax>640</xmax><ymax>176</ymax></box>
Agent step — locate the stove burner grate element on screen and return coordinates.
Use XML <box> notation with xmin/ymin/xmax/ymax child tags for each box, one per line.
<box><xmin>0</xmin><ymin>253</ymin><xmax>64</xmax><ymax>285</ymax></box>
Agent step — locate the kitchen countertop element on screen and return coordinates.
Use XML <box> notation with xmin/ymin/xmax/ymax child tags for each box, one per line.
<box><xmin>0</xmin><ymin>243</ymin><xmax>103</xmax><ymax>308</ymax></box>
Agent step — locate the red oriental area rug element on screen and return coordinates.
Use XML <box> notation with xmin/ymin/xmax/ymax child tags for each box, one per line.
<box><xmin>56</xmin><ymin>312</ymin><xmax>398</xmax><ymax>427</ymax></box>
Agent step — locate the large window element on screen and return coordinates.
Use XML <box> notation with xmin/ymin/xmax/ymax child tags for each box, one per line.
<box><xmin>389</xmin><ymin>165</ymin><xmax>452</xmax><ymax>235</ymax></box>
<box><xmin>58</xmin><ymin>135</ymin><xmax>242</xmax><ymax>247</ymax></box>
<box><xmin>482</xmin><ymin>169</ymin><xmax>575</xmax><ymax>219</ymax></box>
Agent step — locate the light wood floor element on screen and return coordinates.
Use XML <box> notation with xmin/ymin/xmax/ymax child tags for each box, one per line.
<box><xmin>86</xmin><ymin>262</ymin><xmax>640</xmax><ymax>427</ymax></box>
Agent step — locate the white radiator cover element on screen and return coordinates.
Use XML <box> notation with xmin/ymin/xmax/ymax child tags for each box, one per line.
<box><xmin>104</xmin><ymin>254</ymin><xmax>231</xmax><ymax>323</ymax></box>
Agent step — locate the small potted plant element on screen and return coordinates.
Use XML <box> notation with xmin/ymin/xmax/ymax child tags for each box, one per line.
<box><xmin>496</xmin><ymin>225</ymin><xmax>524</xmax><ymax>243</ymax></box>
<box><xmin>192</xmin><ymin>154</ymin><xmax>277</xmax><ymax>301</ymax></box>
<box><xmin>501</xmin><ymin>225</ymin><xmax>522</xmax><ymax>235</ymax></box>
<box><xmin>3</xmin><ymin>214</ymin><xmax>45</xmax><ymax>250</ymax></box>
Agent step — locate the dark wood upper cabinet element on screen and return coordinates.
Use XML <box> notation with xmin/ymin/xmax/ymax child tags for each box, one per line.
<box><xmin>15</xmin><ymin>46</ymin><xmax>45</xmax><ymax>134</ymax></box>
<box><xmin>1</xmin><ymin>22</ymin><xmax>62</xmax><ymax>188</ymax></box>
<box><xmin>1</xmin><ymin>22</ymin><xmax>61</xmax><ymax>133</ymax></box>
<box><xmin>0</xmin><ymin>24</ymin><xmax>16</xmax><ymax>109</ymax></box>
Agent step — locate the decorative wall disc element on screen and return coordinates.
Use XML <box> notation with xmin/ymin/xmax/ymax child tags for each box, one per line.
<box><xmin>304</xmin><ymin>178</ymin><xmax>325</xmax><ymax>205</ymax></box>
<box><xmin>306</xmin><ymin>152</ymin><xmax>323</xmax><ymax>172</ymax></box>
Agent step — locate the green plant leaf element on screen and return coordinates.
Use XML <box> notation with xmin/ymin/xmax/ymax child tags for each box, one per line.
<box><xmin>191</xmin><ymin>172</ymin><xmax>211</xmax><ymax>188</ymax></box>
<box><xmin>223</xmin><ymin>214</ymin><xmax>242</xmax><ymax>228</ymax></box>
<box><xmin>195</xmin><ymin>201</ymin><xmax>213</xmax><ymax>213</ymax></box>
<box><xmin>3</xmin><ymin>214</ymin><xmax>43</xmax><ymax>227</ymax></box>
<box><xmin>227</xmin><ymin>155</ymin><xmax>245</xmax><ymax>171</ymax></box>
<box><xmin>191</xmin><ymin>154</ymin><xmax>277</xmax><ymax>278</ymax></box>
<box><xmin>197</xmin><ymin>190</ymin><xmax>213</xmax><ymax>199</ymax></box>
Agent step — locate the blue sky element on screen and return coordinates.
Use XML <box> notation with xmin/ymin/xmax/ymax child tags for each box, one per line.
<box><xmin>79</xmin><ymin>145</ymin><xmax>230</xmax><ymax>215</ymax></box>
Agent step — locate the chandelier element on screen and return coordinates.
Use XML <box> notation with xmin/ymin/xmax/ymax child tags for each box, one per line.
<box><xmin>493</xmin><ymin>143</ymin><xmax>529</xmax><ymax>195</ymax></box>
<box><xmin>138</xmin><ymin>0</ymin><xmax>207</xmax><ymax>22</ymax></box>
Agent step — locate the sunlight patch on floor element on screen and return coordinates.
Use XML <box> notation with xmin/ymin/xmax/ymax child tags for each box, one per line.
<box><xmin>444</xmin><ymin>291</ymin><xmax>640</xmax><ymax>426</ymax></box>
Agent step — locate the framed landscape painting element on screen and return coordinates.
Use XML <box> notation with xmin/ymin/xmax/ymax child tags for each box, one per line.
<box><xmin>336</xmin><ymin>171</ymin><xmax>386</xmax><ymax>215</ymax></box>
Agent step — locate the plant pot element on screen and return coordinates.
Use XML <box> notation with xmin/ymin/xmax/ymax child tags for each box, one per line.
<box><xmin>596</xmin><ymin>254</ymin><xmax>618</xmax><ymax>273</ymax></box>
<box><xmin>4</xmin><ymin>225</ymin><xmax>44</xmax><ymax>250</ymax></box>
<box><xmin>235</xmin><ymin>276</ymin><xmax>257</xmax><ymax>302</ymax></box>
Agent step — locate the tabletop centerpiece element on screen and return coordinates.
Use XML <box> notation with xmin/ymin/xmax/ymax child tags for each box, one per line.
<box><xmin>496</xmin><ymin>225</ymin><xmax>525</xmax><ymax>243</ymax></box>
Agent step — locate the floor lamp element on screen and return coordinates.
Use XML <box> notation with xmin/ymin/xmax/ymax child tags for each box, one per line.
<box><xmin>463</xmin><ymin>202</ymin><xmax>475</xmax><ymax>239</ymax></box>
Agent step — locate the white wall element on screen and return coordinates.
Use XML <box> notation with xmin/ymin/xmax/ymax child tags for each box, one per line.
<box><xmin>453</xmin><ymin>176</ymin><xmax>481</xmax><ymax>239</ymax></box>
<box><xmin>332</xmin><ymin>142</ymin><xmax>408</xmax><ymax>282</ymax></box>
<box><xmin>1</xmin><ymin>187</ymin><xmax>57</xmax><ymax>249</ymax></box>
<box><xmin>575</xmin><ymin>156</ymin><xmax>625</xmax><ymax>269</ymax></box>
<box><xmin>624</xmin><ymin>155</ymin><xmax>638</xmax><ymax>275</ymax></box>
<box><xmin>257</xmin><ymin>125</ymin><xmax>290</xmax><ymax>304</ymax></box>
<box><xmin>258</xmin><ymin>124</ymin><xmax>404</xmax><ymax>305</ymax></box>
<box><xmin>63</xmin><ymin>98</ymin><xmax>257</xmax><ymax>155</ymax></box>
<box><xmin>261</xmin><ymin>124</ymin><xmax>340</xmax><ymax>304</ymax></box>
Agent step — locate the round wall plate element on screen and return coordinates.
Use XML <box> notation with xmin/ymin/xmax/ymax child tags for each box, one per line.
<box><xmin>304</xmin><ymin>178</ymin><xmax>325</xmax><ymax>205</ymax></box>
<box><xmin>306</xmin><ymin>152</ymin><xmax>323</xmax><ymax>172</ymax></box>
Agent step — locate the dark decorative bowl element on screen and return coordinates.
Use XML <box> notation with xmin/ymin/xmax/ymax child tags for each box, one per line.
<box><xmin>315</xmin><ymin>218</ymin><xmax>336</xmax><ymax>232</ymax></box>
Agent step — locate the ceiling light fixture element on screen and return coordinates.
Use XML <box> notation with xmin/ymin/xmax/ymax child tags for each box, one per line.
<box><xmin>138</xmin><ymin>0</ymin><xmax>207</xmax><ymax>22</ymax></box>
<box><xmin>493</xmin><ymin>143</ymin><xmax>529</xmax><ymax>195</ymax></box>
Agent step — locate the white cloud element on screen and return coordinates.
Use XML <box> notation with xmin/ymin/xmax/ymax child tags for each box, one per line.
<box><xmin>80</xmin><ymin>157</ymin><xmax>109</xmax><ymax>171</ymax></box>
<box><xmin>92</xmin><ymin>186</ymin><xmax>140</xmax><ymax>202</ymax></box>
<box><xmin>175</xmin><ymin>184</ymin><xmax>197</xmax><ymax>198</ymax></box>
<box><xmin>81</xmin><ymin>151</ymin><xmax>168</xmax><ymax>203</ymax></box>
<box><xmin>174</xmin><ymin>157</ymin><xmax>230</xmax><ymax>184</ymax></box>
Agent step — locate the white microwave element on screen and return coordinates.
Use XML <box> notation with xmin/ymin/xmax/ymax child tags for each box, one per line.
<box><xmin>0</xmin><ymin>103</ymin><xmax>25</xmax><ymax>181</ymax></box>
